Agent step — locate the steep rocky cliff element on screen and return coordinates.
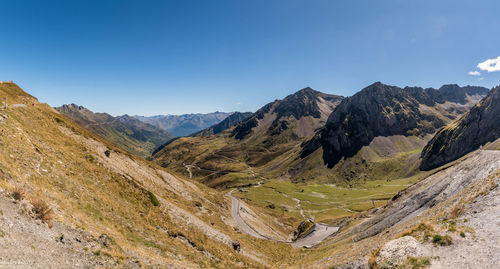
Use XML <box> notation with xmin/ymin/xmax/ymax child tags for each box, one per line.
<box><xmin>420</xmin><ymin>85</ymin><xmax>500</xmax><ymax>170</ymax></box>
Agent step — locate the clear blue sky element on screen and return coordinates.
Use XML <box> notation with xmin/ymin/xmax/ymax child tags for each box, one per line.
<box><xmin>1</xmin><ymin>0</ymin><xmax>499</xmax><ymax>116</ymax></box>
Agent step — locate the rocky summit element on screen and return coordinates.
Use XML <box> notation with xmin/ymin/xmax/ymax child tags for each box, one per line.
<box><xmin>301</xmin><ymin>82</ymin><xmax>489</xmax><ymax>168</ymax></box>
<box><xmin>153</xmin><ymin>87</ymin><xmax>344</xmax><ymax>187</ymax></box>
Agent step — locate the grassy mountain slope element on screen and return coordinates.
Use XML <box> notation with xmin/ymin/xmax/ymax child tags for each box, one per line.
<box><xmin>153</xmin><ymin>87</ymin><xmax>344</xmax><ymax>188</ymax></box>
<box><xmin>155</xmin><ymin>82</ymin><xmax>487</xmax><ymax>189</ymax></box>
<box><xmin>2</xmin><ymin>82</ymin><xmax>497</xmax><ymax>268</ymax></box>
<box><xmin>134</xmin><ymin>112</ymin><xmax>230</xmax><ymax>136</ymax></box>
<box><xmin>420</xmin><ymin>85</ymin><xmax>500</xmax><ymax>170</ymax></box>
<box><xmin>55</xmin><ymin>104</ymin><xmax>174</xmax><ymax>158</ymax></box>
<box><xmin>0</xmin><ymin>82</ymin><xmax>297</xmax><ymax>268</ymax></box>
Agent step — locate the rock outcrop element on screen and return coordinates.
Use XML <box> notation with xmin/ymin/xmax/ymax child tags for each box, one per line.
<box><xmin>231</xmin><ymin>87</ymin><xmax>343</xmax><ymax>140</ymax></box>
<box><xmin>301</xmin><ymin>82</ymin><xmax>489</xmax><ymax>168</ymax></box>
<box><xmin>420</xmin><ymin>85</ymin><xmax>500</xmax><ymax>170</ymax></box>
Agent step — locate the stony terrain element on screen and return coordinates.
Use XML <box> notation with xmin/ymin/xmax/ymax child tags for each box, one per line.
<box><xmin>0</xmin><ymin>82</ymin><xmax>296</xmax><ymax>268</ymax></box>
<box><xmin>0</xmin><ymin>189</ymin><xmax>117</xmax><ymax>269</ymax></box>
<box><xmin>312</xmin><ymin>149</ymin><xmax>500</xmax><ymax>268</ymax></box>
<box><xmin>376</xmin><ymin>159</ymin><xmax>500</xmax><ymax>269</ymax></box>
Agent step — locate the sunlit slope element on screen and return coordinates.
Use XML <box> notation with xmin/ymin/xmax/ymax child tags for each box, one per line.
<box><xmin>0</xmin><ymin>82</ymin><xmax>294</xmax><ymax>268</ymax></box>
<box><xmin>421</xmin><ymin>85</ymin><xmax>500</xmax><ymax>170</ymax></box>
<box><xmin>154</xmin><ymin>87</ymin><xmax>344</xmax><ymax>187</ymax></box>
<box><xmin>56</xmin><ymin>104</ymin><xmax>174</xmax><ymax>158</ymax></box>
<box><xmin>155</xmin><ymin>83</ymin><xmax>488</xmax><ymax>189</ymax></box>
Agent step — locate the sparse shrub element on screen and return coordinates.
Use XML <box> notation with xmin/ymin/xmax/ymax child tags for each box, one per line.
<box><xmin>432</xmin><ymin>234</ymin><xmax>452</xmax><ymax>246</ymax></box>
<box><xmin>85</xmin><ymin>154</ymin><xmax>95</xmax><ymax>163</ymax></box>
<box><xmin>460</xmin><ymin>232</ymin><xmax>466</xmax><ymax>238</ymax></box>
<box><xmin>404</xmin><ymin>256</ymin><xmax>430</xmax><ymax>268</ymax></box>
<box><xmin>148</xmin><ymin>191</ymin><xmax>159</xmax><ymax>206</ymax></box>
<box><xmin>367</xmin><ymin>247</ymin><xmax>380</xmax><ymax>269</ymax></box>
<box><xmin>31</xmin><ymin>198</ymin><xmax>54</xmax><ymax>228</ymax></box>
<box><xmin>402</xmin><ymin>222</ymin><xmax>434</xmax><ymax>242</ymax></box>
<box><xmin>449</xmin><ymin>205</ymin><xmax>464</xmax><ymax>219</ymax></box>
<box><xmin>11</xmin><ymin>186</ymin><xmax>25</xmax><ymax>201</ymax></box>
<box><xmin>432</xmin><ymin>234</ymin><xmax>442</xmax><ymax>243</ymax></box>
<box><xmin>54</xmin><ymin>117</ymin><xmax>63</xmax><ymax>124</ymax></box>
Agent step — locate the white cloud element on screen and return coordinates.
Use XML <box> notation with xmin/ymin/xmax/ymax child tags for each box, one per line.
<box><xmin>235</xmin><ymin>102</ymin><xmax>241</xmax><ymax>105</ymax></box>
<box><xmin>477</xmin><ymin>56</ymin><xmax>500</xmax><ymax>72</ymax></box>
<box><xmin>468</xmin><ymin>71</ymin><xmax>481</xmax><ymax>76</ymax></box>
<box><xmin>478</xmin><ymin>77</ymin><xmax>484</xmax><ymax>81</ymax></box>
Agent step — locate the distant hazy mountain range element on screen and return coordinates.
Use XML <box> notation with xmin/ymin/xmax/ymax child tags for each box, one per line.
<box><xmin>133</xmin><ymin>112</ymin><xmax>232</xmax><ymax>136</ymax></box>
<box><xmin>56</xmin><ymin>104</ymin><xmax>251</xmax><ymax>157</ymax></box>
<box><xmin>192</xmin><ymin>112</ymin><xmax>253</xmax><ymax>137</ymax></box>
<box><xmin>55</xmin><ymin>104</ymin><xmax>175</xmax><ymax>158</ymax></box>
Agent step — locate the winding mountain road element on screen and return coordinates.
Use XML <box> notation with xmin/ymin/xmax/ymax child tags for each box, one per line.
<box><xmin>227</xmin><ymin>190</ymin><xmax>339</xmax><ymax>248</ymax></box>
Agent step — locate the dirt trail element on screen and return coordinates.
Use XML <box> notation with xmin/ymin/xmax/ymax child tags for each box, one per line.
<box><xmin>183</xmin><ymin>163</ymin><xmax>194</xmax><ymax>179</ymax></box>
<box><xmin>292</xmin><ymin>198</ymin><xmax>307</xmax><ymax>220</ymax></box>
<box><xmin>227</xmin><ymin>191</ymin><xmax>339</xmax><ymax>247</ymax></box>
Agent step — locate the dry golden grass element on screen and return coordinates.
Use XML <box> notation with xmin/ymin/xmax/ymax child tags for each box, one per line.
<box><xmin>30</xmin><ymin>197</ymin><xmax>54</xmax><ymax>228</ymax></box>
<box><xmin>11</xmin><ymin>185</ymin><xmax>25</xmax><ymax>201</ymax></box>
<box><xmin>0</xmin><ymin>82</ymin><xmax>289</xmax><ymax>268</ymax></box>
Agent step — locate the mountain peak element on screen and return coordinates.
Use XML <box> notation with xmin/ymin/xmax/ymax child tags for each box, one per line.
<box><xmin>296</xmin><ymin>87</ymin><xmax>317</xmax><ymax>94</ymax></box>
<box><xmin>302</xmin><ymin>82</ymin><xmax>490</xmax><ymax>169</ymax></box>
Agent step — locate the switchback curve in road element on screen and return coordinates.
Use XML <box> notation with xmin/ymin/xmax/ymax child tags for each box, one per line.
<box><xmin>227</xmin><ymin>190</ymin><xmax>339</xmax><ymax>248</ymax></box>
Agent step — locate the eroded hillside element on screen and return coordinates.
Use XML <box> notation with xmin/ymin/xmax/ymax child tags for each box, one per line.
<box><xmin>300</xmin><ymin>149</ymin><xmax>500</xmax><ymax>268</ymax></box>
<box><xmin>0</xmin><ymin>82</ymin><xmax>297</xmax><ymax>268</ymax></box>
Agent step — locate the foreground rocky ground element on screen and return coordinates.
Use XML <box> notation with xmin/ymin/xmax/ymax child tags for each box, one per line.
<box><xmin>375</xmin><ymin>151</ymin><xmax>500</xmax><ymax>269</ymax></box>
<box><xmin>0</xmin><ymin>188</ymin><xmax>119</xmax><ymax>269</ymax></box>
